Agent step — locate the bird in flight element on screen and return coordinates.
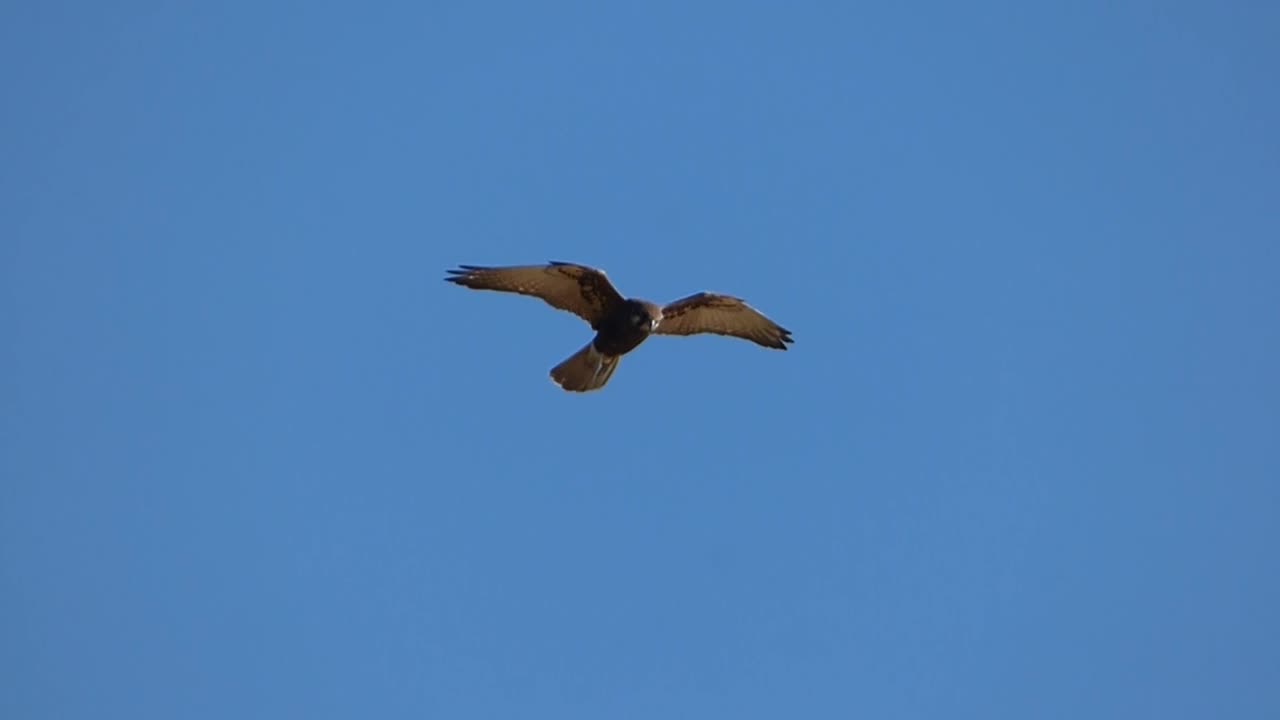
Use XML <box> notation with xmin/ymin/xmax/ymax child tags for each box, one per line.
<box><xmin>445</xmin><ymin>261</ymin><xmax>793</xmax><ymax>392</ymax></box>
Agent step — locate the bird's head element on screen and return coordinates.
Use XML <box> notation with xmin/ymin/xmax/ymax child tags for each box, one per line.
<box><xmin>629</xmin><ymin>301</ymin><xmax>663</xmax><ymax>332</ymax></box>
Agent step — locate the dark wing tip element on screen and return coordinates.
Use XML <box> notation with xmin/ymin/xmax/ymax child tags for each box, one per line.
<box><xmin>444</xmin><ymin>265</ymin><xmax>489</xmax><ymax>283</ymax></box>
<box><xmin>771</xmin><ymin>325</ymin><xmax>794</xmax><ymax>350</ymax></box>
<box><xmin>448</xmin><ymin>265</ymin><xmax>486</xmax><ymax>281</ymax></box>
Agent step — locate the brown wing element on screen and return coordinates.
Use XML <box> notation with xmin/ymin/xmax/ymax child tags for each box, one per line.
<box><xmin>444</xmin><ymin>262</ymin><xmax>625</xmax><ymax>326</ymax></box>
<box><xmin>655</xmin><ymin>292</ymin><xmax>794</xmax><ymax>350</ymax></box>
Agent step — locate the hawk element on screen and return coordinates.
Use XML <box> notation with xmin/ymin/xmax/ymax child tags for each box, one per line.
<box><xmin>445</xmin><ymin>261</ymin><xmax>794</xmax><ymax>392</ymax></box>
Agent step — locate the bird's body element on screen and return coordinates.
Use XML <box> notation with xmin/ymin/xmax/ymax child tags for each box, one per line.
<box><xmin>445</xmin><ymin>261</ymin><xmax>792</xmax><ymax>392</ymax></box>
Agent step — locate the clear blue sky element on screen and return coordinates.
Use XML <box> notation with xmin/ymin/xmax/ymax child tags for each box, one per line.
<box><xmin>4</xmin><ymin>2</ymin><xmax>1278</xmax><ymax>718</ymax></box>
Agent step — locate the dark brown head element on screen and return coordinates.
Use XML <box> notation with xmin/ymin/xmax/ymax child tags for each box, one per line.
<box><xmin>625</xmin><ymin>299</ymin><xmax>664</xmax><ymax>332</ymax></box>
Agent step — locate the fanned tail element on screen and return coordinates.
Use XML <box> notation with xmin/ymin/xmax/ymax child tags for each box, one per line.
<box><xmin>550</xmin><ymin>342</ymin><xmax>620</xmax><ymax>392</ymax></box>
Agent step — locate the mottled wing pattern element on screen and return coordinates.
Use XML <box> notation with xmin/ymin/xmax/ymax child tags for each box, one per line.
<box><xmin>655</xmin><ymin>292</ymin><xmax>794</xmax><ymax>349</ymax></box>
<box><xmin>445</xmin><ymin>262</ymin><xmax>624</xmax><ymax>326</ymax></box>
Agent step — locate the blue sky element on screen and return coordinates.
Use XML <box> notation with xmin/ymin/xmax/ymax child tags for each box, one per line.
<box><xmin>3</xmin><ymin>1</ymin><xmax>1278</xmax><ymax>717</ymax></box>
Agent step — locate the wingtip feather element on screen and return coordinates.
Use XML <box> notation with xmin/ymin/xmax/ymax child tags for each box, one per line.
<box><xmin>445</xmin><ymin>264</ymin><xmax>495</xmax><ymax>283</ymax></box>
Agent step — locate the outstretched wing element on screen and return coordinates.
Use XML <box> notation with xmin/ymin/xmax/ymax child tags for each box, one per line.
<box><xmin>445</xmin><ymin>262</ymin><xmax>625</xmax><ymax>326</ymax></box>
<box><xmin>655</xmin><ymin>292</ymin><xmax>793</xmax><ymax>350</ymax></box>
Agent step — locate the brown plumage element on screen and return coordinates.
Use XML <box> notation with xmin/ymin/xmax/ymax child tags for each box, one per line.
<box><xmin>446</xmin><ymin>261</ymin><xmax>793</xmax><ymax>392</ymax></box>
<box><xmin>655</xmin><ymin>292</ymin><xmax>794</xmax><ymax>350</ymax></box>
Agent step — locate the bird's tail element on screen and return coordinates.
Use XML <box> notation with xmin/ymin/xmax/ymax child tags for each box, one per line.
<box><xmin>550</xmin><ymin>342</ymin><xmax>620</xmax><ymax>392</ymax></box>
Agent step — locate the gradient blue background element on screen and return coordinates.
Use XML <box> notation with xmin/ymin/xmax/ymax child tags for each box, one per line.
<box><xmin>4</xmin><ymin>2</ymin><xmax>1278</xmax><ymax>718</ymax></box>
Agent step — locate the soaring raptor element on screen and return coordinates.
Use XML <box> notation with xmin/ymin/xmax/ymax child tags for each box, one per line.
<box><xmin>445</xmin><ymin>261</ymin><xmax>793</xmax><ymax>392</ymax></box>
